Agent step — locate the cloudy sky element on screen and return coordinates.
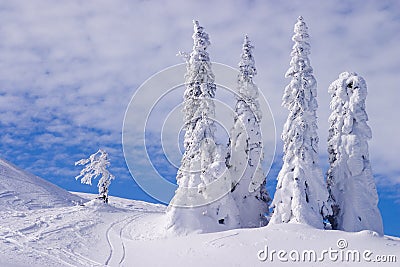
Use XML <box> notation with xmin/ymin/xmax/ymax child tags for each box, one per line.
<box><xmin>0</xmin><ymin>0</ymin><xmax>399</xmax><ymax>235</ymax></box>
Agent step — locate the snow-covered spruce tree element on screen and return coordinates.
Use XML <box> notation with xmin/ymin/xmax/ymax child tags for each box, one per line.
<box><xmin>166</xmin><ymin>21</ymin><xmax>239</xmax><ymax>233</ymax></box>
<box><xmin>269</xmin><ymin>16</ymin><xmax>329</xmax><ymax>229</ymax></box>
<box><xmin>75</xmin><ymin>149</ymin><xmax>115</xmax><ymax>203</ymax></box>
<box><xmin>227</xmin><ymin>35</ymin><xmax>271</xmax><ymax>227</ymax></box>
<box><xmin>326</xmin><ymin>72</ymin><xmax>383</xmax><ymax>234</ymax></box>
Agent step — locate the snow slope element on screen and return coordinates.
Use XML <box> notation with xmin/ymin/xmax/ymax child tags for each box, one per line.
<box><xmin>126</xmin><ymin>223</ymin><xmax>400</xmax><ymax>267</ymax></box>
<box><xmin>0</xmin><ymin>160</ymin><xmax>399</xmax><ymax>267</ymax></box>
<box><xmin>0</xmin><ymin>158</ymin><xmax>83</xmax><ymax>211</ymax></box>
<box><xmin>0</xmin><ymin>192</ymin><xmax>166</xmax><ymax>267</ymax></box>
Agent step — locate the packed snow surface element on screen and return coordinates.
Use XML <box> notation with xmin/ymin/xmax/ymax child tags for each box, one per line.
<box><xmin>0</xmin><ymin>159</ymin><xmax>399</xmax><ymax>266</ymax></box>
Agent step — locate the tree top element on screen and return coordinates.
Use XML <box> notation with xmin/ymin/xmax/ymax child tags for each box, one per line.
<box><xmin>294</xmin><ymin>16</ymin><xmax>308</xmax><ymax>35</ymax></box>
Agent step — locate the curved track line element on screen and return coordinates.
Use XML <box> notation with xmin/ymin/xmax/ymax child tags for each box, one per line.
<box><xmin>118</xmin><ymin>214</ymin><xmax>145</xmax><ymax>265</ymax></box>
<box><xmin>105</xmin><ymin>214</ymin><xmax>144</xmax><ymax>266</ymax></box>
<box><xmin>105</xmin><ymin>217</ymin><xmax>128</xmax><ymax>266</ymax></box>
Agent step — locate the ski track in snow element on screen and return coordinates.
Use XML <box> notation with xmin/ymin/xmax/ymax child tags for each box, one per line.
<box><xmin>0</xmin><ymin>216</ymin><xmax>103</xmax><ymax>267</ymax></box>
<box><xmin>0</xmin><ymin>206</ymin><xmax>103</xmax><ymax>266</ymax></box>
<box><xmin>1</xmin><ymin>194</ymin><xmax>399</xmax><ymax>267</ymax></box>
<box><xmin>118</xmin><ymin>216</ymin><xmax>139</xmax><ymax>266</ymax></box>
<box><xmin>105</xmin><ymin>214</ymin><xmax>145</xmax><ymax>266</ymax></box>
<box><xmin>206</xmin><ymin>232</ymin><xmax>239</xmax><ymax>247</ymax></box>
<box><xmin>105</xmin><ymin>209</ymin><xmax>164</xmax><ymax>266</ymax></box>
<box><xmin>0</xmin><ymin>234</ymin><xmax>77</xmax><ymax>267</ymax></box>
<box><xmin>0</xmin><ymin>199</ymin><xmax>165</xmax><ymax>267</ymax></box>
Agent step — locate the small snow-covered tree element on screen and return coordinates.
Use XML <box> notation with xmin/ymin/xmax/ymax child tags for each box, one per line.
<box><xmin>75</xmin><ymin>149</ymin><xmax>115</xmax><ymax>203</ymax></box>
<box><xmin>326</xmin><ymin>72</ymin><xmax>383</xmax><ymax>234</ymax></box>
<box><xmin>269</xmin><ymin>16</ymin><xmax>329</xmax><ymax>229</ymax></box>
<box><xmin>228</xmin><ymin>35</ymin><xmax>271</xmax><ymax>227</ymax></box>
<box><xmin>166</xmin><ymin>21</ymin><xmax>239</xmax><ymax>234</ymax></box>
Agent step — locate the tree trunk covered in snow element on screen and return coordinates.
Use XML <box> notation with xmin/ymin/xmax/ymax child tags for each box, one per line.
<box><xmin>228</xmin><ymin>35</ymin><xmax>271</xmax><ymax>227</ymax></box>
<box><xmin>326</xmin><ymin>72</ymin><xmax>383</xmax><ymax>235</ymax></box>
<box><xmin>166</xmin><ymin>21</ymin><xmax>239</xmax><ymax>234</ymax></box>
<box><xmin>270</xmin><ymin>16</ymin><xmax>328</xmax><ymax>229</ymax></box>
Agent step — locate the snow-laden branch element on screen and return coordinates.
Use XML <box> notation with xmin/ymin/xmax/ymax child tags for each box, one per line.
<box><xmin>75</xmin><ymin>149</ymin><xmax>115</xmax><ymax>203</ymax></box>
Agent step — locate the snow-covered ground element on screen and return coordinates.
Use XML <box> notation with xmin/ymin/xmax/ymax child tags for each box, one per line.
<box><xmin>0</xmin><ymin>159</ymin><xmax>399</xmax><ymax>266</ymax></box>
<box><xmin>0</xmin><ymin>158</ymin><xmax>83</xmax><ymax>211</ymax></box>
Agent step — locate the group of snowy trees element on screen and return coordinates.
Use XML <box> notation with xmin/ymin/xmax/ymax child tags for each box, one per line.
<box><xmin>270</xmin><ymin>16</ymin><xmax>382</xmax><ymax>234</ymax></box>
<box><xmin>269</xmin><ymin>17</ymin><xmax>382</xmax><ymax>234</ymax></box>
<box><xmin>167</xmin><ymin>18</ymin><xmax>383</xmax><ymax>235</ymax></box>
<box><xmin>72</xmin><ymin>18</ymin><xmax>383</xmax><ymax>235</ymax></box>
<box><xmin>166</xmin><ymin>21</ymin><xmax>271</xmax><ymax>233</ymax></box>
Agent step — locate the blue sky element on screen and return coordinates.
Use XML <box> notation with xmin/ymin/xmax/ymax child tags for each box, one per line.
<box><xmin>0</xmin><ymin>0</ymin><xmax>399</xmax><ymax>236</ymax></box>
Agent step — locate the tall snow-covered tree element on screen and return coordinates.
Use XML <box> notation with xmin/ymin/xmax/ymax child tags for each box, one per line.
<box><xmin>326</xmin><ymin>72</ymin><xmax>383</xmax><ymax>235</ymax></box>
<box><xmin>75</xmin><ymin>149</ymin><xmax>115</xmax><ymax>203</ymax></box>
<box><xmin>166</xmin><ymin>21</ymin><xmax>239</xmax><ymax>234</ymax></box>
<box><xmin>227</xmin><ymin>35</ymin><xmax>271</xmax><ymax>227</ymax></box>
<box><xmin>270</xmin><ymin>16</ymin><xmax>329</xmax><ymax>229</ymax></box>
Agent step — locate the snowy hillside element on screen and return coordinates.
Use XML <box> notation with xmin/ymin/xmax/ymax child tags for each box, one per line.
<box><xmin>0</xmin><ymin>161</ymin><xmax>398</xmax><ymax>266</ymax></box>
<box><xmin>0</xmin><ymin>158</ymin><xmax>83</xmax><ymax>211</ymax></box>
